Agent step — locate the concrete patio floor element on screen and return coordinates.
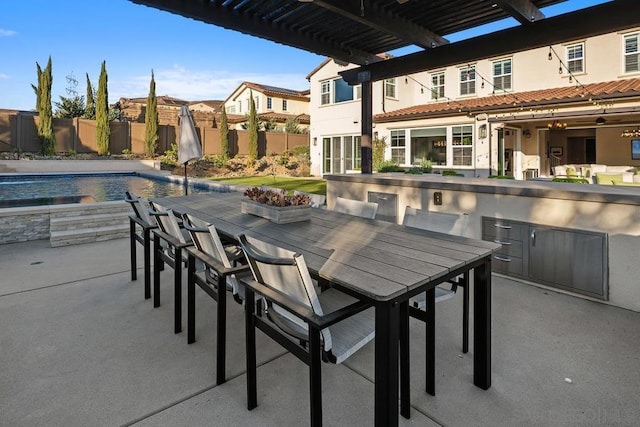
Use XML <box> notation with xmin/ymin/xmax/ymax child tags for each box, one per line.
<box><xmin>1</xmin><ymin>237</ymin><xmax>639</xmax><ymax>426</ymax></box>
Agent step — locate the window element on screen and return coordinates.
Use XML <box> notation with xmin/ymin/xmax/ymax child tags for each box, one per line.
<box><xmin>282</xmin><ymin>99</ymin><xmax>288</xmax><ymax>111</ymax></box>
<box><xmin>493</xmin><ymin>59</ymin><xmax>512</xmax><ymax>91</ymax></box>
<box><xmin>624</xmin><ymin>33</ymin><xmax>639</xmax><ymax>73</ymax></box>
<box><xmin>322</xmin><ymin>135</ymin><xmax>361</xmax><ymax>174</ymax></box>
<box><xmin>390</xmin><ymin>130</ymin><xmax>406</xmax><ymax>164</ymax></box>
<box><xmin>238</xmin><ymin>101</ymin><xmax>242</xmax><ymax>113</ymax></box>
<box><xmin>460</xmin><ymin>66</ymin><xmax>476</xmax><ymax>96</ymax></box>
<box><xmin>334</xmin><ymin>78</ymin><xmax>354</xmax><ymax>103</ymax></box>
<box><xmin>452</xmin><ymin>125</ymin><xmax>473</xmax><ymax>166</ymax></box>
<box><xmin>431</xmin><ymin>72</ymin><xmax>445</xmax><ymax>100</ymax></box>
<box><xmin>355</xmin><ymin>85</ymin><xmax>362</xmax><ymax>99</ymax></box>
<box><xmin>320</xmin><ymin>81</ymin><xmax>331</xmax><ymax>105</ymax></box>
<box><xmin>566</xmin><ymin>43</ymin><xmax>584</xmax><ymax>74</ymax></box>
<box><xmin>385</xmin><ymin>78</ymin><xmax>397</xmax><ymax>98</ymax></box>
<box><xmin>226</xmin><ymin>105</ymin><xmax>236</xmax><ymax>114</ymax></box>
<box><xmin>410</xmin><ymin>128</ymin><xmax>446</xmax><ymax>165</ymax></box>
<box><xmin>254</xmin><ymin>96</ymin><xmax>260</xmax><ymax>110</ymax></box>
<box><xmin>267</xmin><ymin>97</ymin><xmax>272</xmax><ymax>109</ymax></box>
<box><xmin>320</xmin><ymin>78</ymin><xmax>356</xmax><ymax>104</ymax></box>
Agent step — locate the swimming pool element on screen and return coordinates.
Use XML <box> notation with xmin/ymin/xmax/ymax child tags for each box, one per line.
<box><xmin>0</xmin><ymin>172</ymin><xmax>227</xmax><ymax>208</ymax></box>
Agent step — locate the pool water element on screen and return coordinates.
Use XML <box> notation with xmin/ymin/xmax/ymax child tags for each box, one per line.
<box><xmin>0</xmin><ymin>173</ymin><xmax>219</xmax><ymax>207</ymax></box>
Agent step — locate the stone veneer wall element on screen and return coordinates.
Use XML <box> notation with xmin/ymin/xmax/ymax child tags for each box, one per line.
<box><xmin>0</xmin><ymin>206</ymin><xmax>51</xmax><ymax>244</ymax></box>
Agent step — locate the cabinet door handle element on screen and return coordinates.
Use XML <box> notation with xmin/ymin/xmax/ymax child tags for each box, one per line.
<box><xmin>530</xmin><ymin>229</ymin><xmax>536</xmax><ymax>246</ymax></box>
<box><xmin>494</xmin><ymin>255</ymin><xmax>512</xmax><ymax>262</ymax></box>
<box><xmin>493</xmin><ymin>240</ymin><xmax>511</xmax><ymax>245</ymax></box>
<box><xmin>494</xmin><ymin>224</ymin><xmax>512</xmax><ymax>229</ymax></box>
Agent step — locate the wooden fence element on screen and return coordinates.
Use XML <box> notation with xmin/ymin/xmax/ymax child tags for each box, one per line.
<box><xmin>0</xmin><ymin>110</ymin><xmax>308</xmax><ymax>156</ymax></box>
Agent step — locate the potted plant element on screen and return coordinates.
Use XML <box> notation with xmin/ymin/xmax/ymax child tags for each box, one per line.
<box><xmin>242</xmin><ymin>187</ymin><xmax>311</xmax><ymax>223</ymax></box>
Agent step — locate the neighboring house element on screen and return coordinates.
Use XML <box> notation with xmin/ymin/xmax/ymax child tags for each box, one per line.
<box><xmin>307</xmin><ymin>28</ymin><xmax>640</xmax><ymax>179</ymax></box>
<box><xmin>120</xmin><ymin>95</ymin><xmax>190</xmax><ymax>126</ymax></box>
<box><xmin>189</xmin><ymin>100</ymin><xmax>224</xmax><ymax>113</ymax></box>
<box><xmin>222</xmin><ymin>82</ymin><xmax>310</xmax><ymax>131</ymax></box>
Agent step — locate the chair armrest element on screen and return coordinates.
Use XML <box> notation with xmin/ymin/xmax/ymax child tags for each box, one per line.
<box><xmin>129</xmin><ymin>214</ymin><xmax>157</xmax><ymax>230</ymax></box>
<box><xmin>153</xmin><ymin>229</ymin><xmax>193</xmax><ymax>250</ymax></box>
<box><xmin>187</xmin><ymin>247</ymin><xmax>251</xmax><ymax>277</ymax></box>
<box><xmin>241</xmin><ymin>277</ymin><xmax>371</xmax><ymax>330</ymax></box>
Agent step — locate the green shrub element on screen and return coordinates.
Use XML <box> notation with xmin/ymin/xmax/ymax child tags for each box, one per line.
<box><xmin>377</xmin><ymin>160</ymin><xmax>404</xmax><ymax>173</ymax></box>
<box><xmin>488</xmin><ymin>175</ymin><xmax>515</xmax><ymax>179</ymax></box>
<box><xmin>552</xmin><ymin>177</ymin><xmax>590</xmax><ymax>184</ymax></box>
<box><xmin>419</xmin><ymin>158</ymin><xmax>433</xmax><ymax>173</ymax></box>
<box><xmin>404</xmin><ymin>167</ymin><xmax>424</xmax><ymax>175</ymax></box>
<box><xmin>293</xmin><ymin>145</ymin><xmax>310</xmax><ymax>158</ymax></box>
<box><xmin>442</xmin><ymin>170</ymin><xmax>464</xmax><ymax>177</ymax></box>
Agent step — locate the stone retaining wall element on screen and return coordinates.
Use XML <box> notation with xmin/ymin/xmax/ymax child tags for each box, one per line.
<box><xmin>0</xmin><ymin>206</ymin><xmax>51</xmax><ymax>244</ymax></box>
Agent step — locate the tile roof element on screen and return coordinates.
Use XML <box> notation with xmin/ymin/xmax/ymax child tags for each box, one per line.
<box><xmin>375</xmin><ymin>78</ymin><xmax>640</xmax><ymax>122</ymax></box>
<box><xmin>227</xmin><ymin>112</ymin><xmax>310</xmax><ymax>125</ymax></box>
<box><xmin>243</xmin><ymin>82</ymin><xmax>309</xmax><ymax>101</ymax></box>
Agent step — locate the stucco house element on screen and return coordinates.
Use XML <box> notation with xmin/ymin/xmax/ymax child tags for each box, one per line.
<box><xmin>222</xmin><ymin>82</ymin><xmax>310</xmax><ymax>132</ymax></box>
<box><xmin>307</xmin><ymin>27</ymin><xmax>640</xmax><ymax>179</ymax></box>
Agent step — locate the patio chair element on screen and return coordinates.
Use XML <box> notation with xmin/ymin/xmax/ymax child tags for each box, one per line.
<box><xmin>148</xmin><ymin>202</ymin><xmax>193</xmax><ymax>334</ymax></box>
<box><xmin>124</xmin><ymin>191</ymin><xmax>158</xmax><ymax>300</ymax></box>
<box><xmin>181</xmin><ymin>213</ymin><xmax>250</xmax><ymax>343</ymax></box>
<box><xmin>402</xmin><ymin>206</ymin><xmax>470</xmax><ymax>354</ymax></box>
<box><xmin>294</xmin><ymin>190</ymin><xmax>326</xmax><ymax>208</ymax></box>
<box><xmin>333</xmin><ymin>196</ymin><xmax>378</xmax><ymax>219</ymax></box>
<box><xmin>237</xmin><ymin>233</ymin><xmax>376</xmax><ymax>426</ymax></box>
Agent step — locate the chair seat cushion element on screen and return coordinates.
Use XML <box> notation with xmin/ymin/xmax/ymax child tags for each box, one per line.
<box><xmin>319</xmin><ymin>289</ymin><xmax>375</xmax><ymax>364</ymax></box>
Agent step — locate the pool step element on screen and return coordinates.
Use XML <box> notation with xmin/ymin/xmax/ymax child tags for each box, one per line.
<box><xmin>50</xmin><ymin>201</ymin><xmax>131</xmax><ymax>247</ymax></box>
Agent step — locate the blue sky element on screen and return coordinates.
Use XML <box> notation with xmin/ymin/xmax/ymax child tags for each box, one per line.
<box><xmin>0</xmin><ymin>0</ymin><xmax>610</xmax><ymax>112</ymax></box>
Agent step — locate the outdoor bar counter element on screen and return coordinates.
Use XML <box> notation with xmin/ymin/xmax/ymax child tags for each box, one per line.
<box><xmin>326</xmin><ymin>173</ymin><xmax>640</xmax><ymax>313</ymax></box>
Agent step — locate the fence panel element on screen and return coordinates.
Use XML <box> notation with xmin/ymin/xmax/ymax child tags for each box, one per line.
<box><xmin>0</xmin><ymin>110</ymin><xmax>308</xmax><ymax>157</ymax></box>
<box><xmin>54</xmin><ymin>118</ymin><xmax>74</xmax><ymax>152</ymax></box>
<box><xmin>0</xmin><ymin>112</ymin><xmax>14</xmax><ymax>151</ymax></box>
<box><xmin>130</xmin><ymin>123</ymin><xmax>146</xmax><ymax>154</ymax></box>
<box><xmin>19</xmin><ymin>115</ymin><xmax>41</xmax><ymax>152</ymax></box>
<box><xmin>109</xmin><ymin>122</ymin><xmax>130</xmax><ymax>154</ymax></box>
<box><xmin>76</xmin><ymin>119</ymin><xmax>97</xmax><ymax>153</ymax></box>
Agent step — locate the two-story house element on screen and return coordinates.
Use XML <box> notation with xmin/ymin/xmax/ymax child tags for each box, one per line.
<box><xmin>223</xmin><ymin>82</ymin><xmax>310</xmax><ymax>131</ymax></box>
<box><xmin>307</xmin><ymin>27</ymin><xmax>640</xmax><ymax>179</ymax></box>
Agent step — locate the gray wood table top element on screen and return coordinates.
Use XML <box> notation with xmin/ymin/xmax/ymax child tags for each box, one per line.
<box><xmin>152</xmin><ymin>193</ymin><xmax>500</xmax><ymax>301</ymax></box>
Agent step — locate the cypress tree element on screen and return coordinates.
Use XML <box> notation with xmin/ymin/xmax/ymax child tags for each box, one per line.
<box><xmin>144</xmin><ymin>71</ymin><xmax>159</xmax><ymax>157</ymax></box>
<box><xmin>220</xmin><ymin>107</ymin><xmax>229</xmax><ymax>159</ymax></box>
<box><xmin>84</xmin><ymin>73</ymin><xmax>95</xmax><ymax>119</ymax></box>
<box><xmin>96</xmin><ymin>61</ymin><xmax>110</xmax><ymax>156</ymax></box>
<box><xmin>248</xmin><ymin>90</ymin><xmax>258</xmax><ymax>163</ymax></box>
<box><xmin>38</xmin><ymin>57</ymin><xmax>56</xmax><ymax>155</ymax></box>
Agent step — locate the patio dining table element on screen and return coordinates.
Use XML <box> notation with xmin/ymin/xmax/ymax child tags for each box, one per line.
<box><xmin>152</xmin><ymin>192</ymin><xmax>500</xmax><ymax>426</ymax></box>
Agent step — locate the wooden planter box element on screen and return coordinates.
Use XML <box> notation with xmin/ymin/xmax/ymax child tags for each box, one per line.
<box><xmin>241</xmin><ymin>199</ymin><xmax>311</xmax><ymax>224</ymax></box>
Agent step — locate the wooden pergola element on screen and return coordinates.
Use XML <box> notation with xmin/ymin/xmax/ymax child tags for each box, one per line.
<box><xmin>129</xmin><ymin>0</ymin><xmax>639</xmax><ymax>173</ymax></box>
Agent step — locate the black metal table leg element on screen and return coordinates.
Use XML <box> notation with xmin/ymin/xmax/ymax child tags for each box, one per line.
<box><xmin>474</xmin><ymin>258</ymin><xmax>492</xmax><ymax>389</ymax></box>
<box><xmin>216</xmin><ymin>273</ymin><xmax>227</xmax><ymax>384</ymax></box>
<box><xmin>425</xmin><ymin>287</ymin><xmax>435</xmax><ymax>396</ymax></box>
<box><xmin>375</xmin><ymin>301</ymin><xmax>399</xmax><ymax>427</ymax></box>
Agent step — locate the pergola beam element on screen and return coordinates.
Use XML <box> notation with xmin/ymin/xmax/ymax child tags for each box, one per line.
<box><xmin>495</xmin><ymin>0</ymin><xmax>545</xmax><ymax>25</ymax></box>
<box><xmin>130</xmin><ymin>0</ymin><xmax>383</xmax><ymax>65</ymax></box>
<box><xmin>341</xmin><ymin>0</ymin><xmax>640</xmax><ymax>84</ymax></box>
<box><xmin>310</xmin><ymin>0</ymin><xmax>449</xmax><ymax>49</ymax></box>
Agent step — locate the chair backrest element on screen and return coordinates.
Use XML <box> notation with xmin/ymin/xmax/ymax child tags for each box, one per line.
<box><xmin>402</xmin><ymin>206</ymin><xmax>469</xmax><ymax>237</ymax></box>
<box><xmin>148</xmin><ymin>202</ymin><xmax>187</xmax><ymax>243</ymax></box>
<box><xmin>183</xmin><ymin>213</ymin><xmax>241</xmax><ymax>293</ymax></box>
<box><xmin>124</xmin><ymin>191</ymin><xmax>154</xmax><ymax>226</ymax></box>
<box><xmin>238</xmin><ymin>234</ymin><xmax>332</xmax><ymax>351</ymax></box>
<box><xmin>333</xmin><ymin>196</ymin><xmax>378</xmax><ymax>219</ymax></box>
<box><xmin>294</xmin><ymin>190</ymin><xmax>326</xmax><ymax>208</ymax></box>
<box><xmin>183</xmin><ymin>213</ymin><xmax>232</xmax><ymax>268</ymax></box>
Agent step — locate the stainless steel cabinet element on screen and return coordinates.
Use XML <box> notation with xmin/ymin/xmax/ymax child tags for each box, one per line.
<box><xmin>483</xmin><ymin>217</ymin><xmax>608</xmax><ymax>300</ymax></box>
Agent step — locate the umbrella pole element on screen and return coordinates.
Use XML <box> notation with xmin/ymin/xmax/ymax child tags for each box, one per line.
<box><xmin>184</xmin><ymin>162</ymin><xmax>188</xmax><ymax>195</ymax></box>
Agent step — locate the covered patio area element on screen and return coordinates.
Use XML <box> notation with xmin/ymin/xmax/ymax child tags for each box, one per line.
<box><xmin>1</xmin><ymin>236</ymin><xmax>638</xmax><ymax>425</ymax></box>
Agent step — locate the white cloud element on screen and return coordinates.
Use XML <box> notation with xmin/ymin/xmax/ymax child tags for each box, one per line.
<box><xmin>109</xmin><ymin>64</ymin><xmax>309</xmax><ymax>102</ymax></box>
<box><xmin>0</xmin><ymin>73</ymin><xmax>9</xmax><ymax>80</ymax></box>
<box><xmin>0</xmin><ymin>29</ymin><xmax>17</xmax><ymax>36</ymax></box>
